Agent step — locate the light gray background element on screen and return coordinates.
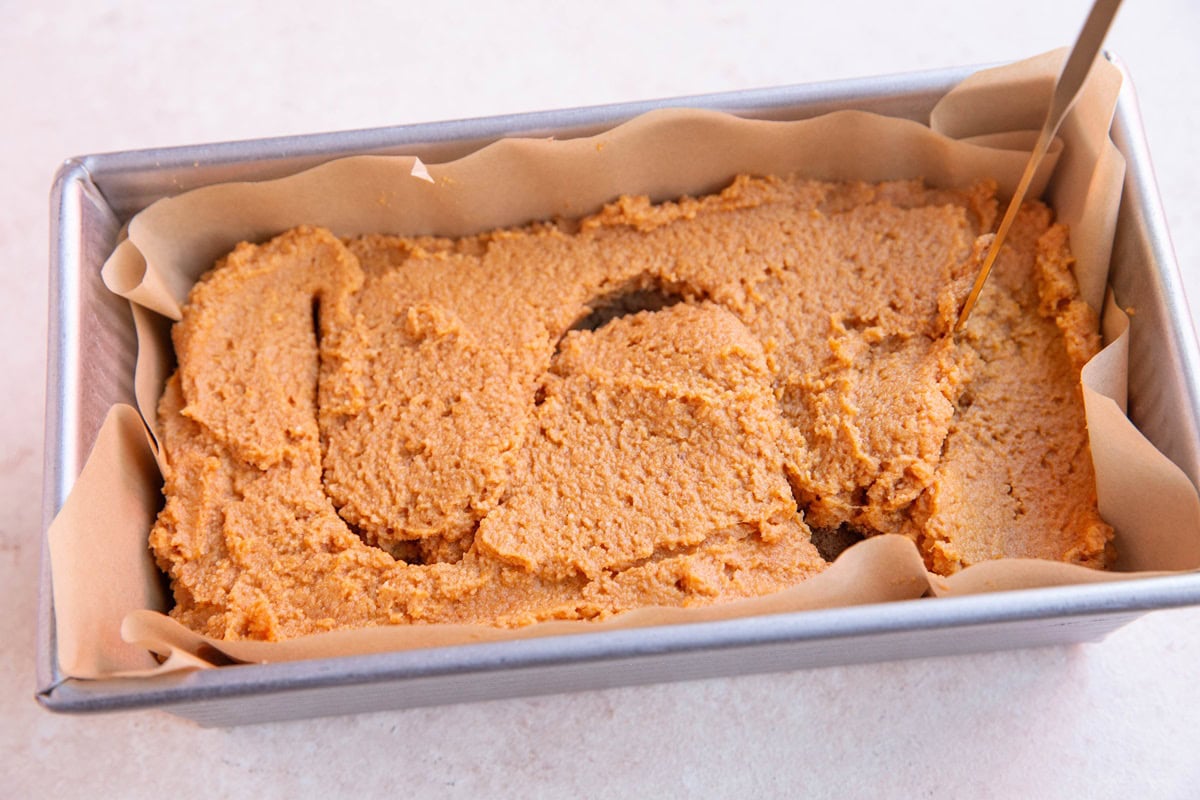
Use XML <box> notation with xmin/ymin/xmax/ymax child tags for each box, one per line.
<box><xmin>5</xmin><ymin>1</ymin><xmax>1199</xmax><ymax>797</ymax></box>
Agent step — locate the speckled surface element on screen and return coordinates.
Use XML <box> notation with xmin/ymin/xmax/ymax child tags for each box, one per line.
<box><xmin>5</xmin><ymin>1</ymin><xmax>1200</xmax><ymax>796</ymax></box>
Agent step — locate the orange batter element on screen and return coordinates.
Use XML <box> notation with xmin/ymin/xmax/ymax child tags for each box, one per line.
<box><xmin>150</xmin><ymin>175</ymin><xmax>1112</xmax><ymax>641</ymax></box>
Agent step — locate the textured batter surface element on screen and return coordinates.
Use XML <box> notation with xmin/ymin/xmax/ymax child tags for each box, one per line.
<box><xmin>150</xmin><ymin>176</ymin><xmax>1113</xmax><ymax>641</ymax></box>
<box><xmin>913</xmin><ymin>214</ymin><xmax>1115</xmax><ymax>572</ymax></box>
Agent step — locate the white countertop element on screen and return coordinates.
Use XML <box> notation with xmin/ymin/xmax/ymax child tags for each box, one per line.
<box><xmin>5</xmin><ymin>1</ymin><xmax>1199</xmax><ymax>796</ymax></box>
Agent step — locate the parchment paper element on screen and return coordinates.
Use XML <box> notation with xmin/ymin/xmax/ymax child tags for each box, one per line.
<box><xmin>47</xmin><ymin>50</ymin><xmax>1200</xmax><ymax>679</ymax></box>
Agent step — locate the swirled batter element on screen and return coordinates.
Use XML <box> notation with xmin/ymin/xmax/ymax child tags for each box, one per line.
<box><xmin>150</xmin><ymin>176</ymin><xmax>1112</xmax><ymax>640</ymax></box>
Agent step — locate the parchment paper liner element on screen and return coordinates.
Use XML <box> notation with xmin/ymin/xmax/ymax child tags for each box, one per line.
<box><xmin>48</xmin><ymin>51</ymin><xmax>1200</xmax><ymax>679</ymax></box>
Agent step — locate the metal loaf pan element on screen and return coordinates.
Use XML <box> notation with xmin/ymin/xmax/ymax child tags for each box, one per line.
<box><xmin>39</xmin><ymin>55</ymin><xmax>1200</xmax><ymax>726</ymax></box>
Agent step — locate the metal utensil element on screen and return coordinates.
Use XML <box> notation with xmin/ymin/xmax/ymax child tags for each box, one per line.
<box><xmin>955</xmin><ymin>0</ymin><xmax>1123</xmax><ymax>330</ymax></box>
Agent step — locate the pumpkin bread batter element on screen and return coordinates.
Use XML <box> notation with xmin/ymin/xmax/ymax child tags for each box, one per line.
<box><xmin>151</xmin><ymin>175</ymin><xmax>1113</xmax><ymax>641</ymax></box>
